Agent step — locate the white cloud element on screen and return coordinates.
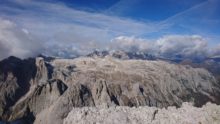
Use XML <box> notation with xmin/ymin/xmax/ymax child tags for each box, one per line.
<box><xmin>0</xmin><ymin>0</ymin><xmax>164</xmax><ymax>42</ymax></box>
<box><xmin>111</xmin><ymin>35</ymin><xmax>214</xmax><ymax>60</ymax></box>
<box><xmin>156</xmin><ymin>35</ymin><xmax>208</xmax><ymax>58</ymax></box>
<box><xmin>110</xmin><ymin>36</ymin><xmax>154</xmax><ymax>53</ymax></box>
<box><xmin>0</xmin><ymin>18</ymin><xmax>42</xmax><ymax>60</ymax></box>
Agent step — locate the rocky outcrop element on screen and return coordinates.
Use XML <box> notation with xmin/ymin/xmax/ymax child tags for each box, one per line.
<box><xmin>7</xmin><ymin>79</ymin><xmax>67</xmax><ymax>121</ymax></box>
<box><xmin>51</xmin><ymin>57</ymin><xmax>220</xmax><ymax>107</ymax></box>
<box><xmin>64</xmin><ymin>102</ymin><xmax>220</xmax><ymax>124</ymax></box>
<box><xmin>0</xmin><ymin>56</ymin><xmax>37</xmax><ymax>120</ymax></box>
<box><xmin>0</xmin><ymin>56</ymin><xmax>220</xmax><ymax>123</ymax></box>
<box><xmin>0</xmin><ymin>56</ymin><xmax>67</xmax><ymax>122</ymax></box>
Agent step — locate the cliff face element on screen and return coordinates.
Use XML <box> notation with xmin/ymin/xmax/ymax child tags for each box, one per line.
<box><xmin>0</xmin><ymin>57</ymin><xmax>37</xmax><ymax>120</ymax></box>
<box><xmin>50</xmin><ymin>57</ymin><xmax>220</xmax><ymax>106</ymax></box>
<box><xmin>0</xmin><ymin>56</ymin><xmax>220</xmax><ymax>123</ymax></box>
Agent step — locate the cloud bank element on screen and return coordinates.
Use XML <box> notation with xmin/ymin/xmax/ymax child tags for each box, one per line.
<box><xmin>156</xmin><ymin>35</ymin><xmax>208</xmax><ymax>59</ymax></box>
<box><xmin>111</xmin><ymin>35</ymin><xmax>218</xmax><ymax>60</ymax></box>
<box><xmin>0</xmin><ymin>0</ymin><xmax>219</xmax><ymax>60</ymax></box>
<box><xmin>0</xmin><ymin>18</ymin><xmax>42</xmax><ymax>59</ymax></box>
<box><xmin>0</xmin><ymin>16</ymin><xmax>219</xmax><ymax>60</ymax></box>
<box><xmin>0</xmin><ymin>17</ymin><xmax>219</xmax><ymax>60</ymax></box>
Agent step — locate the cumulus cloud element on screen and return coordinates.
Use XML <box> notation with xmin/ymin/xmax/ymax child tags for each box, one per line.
<box><xmin>156</xmin><ymin>35</ymin><xmax>208</xmax><ymax>59</ymax></box>
<box><xmin>0</xmin><ymin>18</ymin><xmax>42</xmax><ymax>60</ymax></box>
<box><xmin>111</xmin><ymin>35</ymin><xmax>217</xmax><ymax>60</ymax></box>
<box><xmin>110</xmin><ymin>36</ymin><xmax>155</xmax><ymax>53</ymax></box>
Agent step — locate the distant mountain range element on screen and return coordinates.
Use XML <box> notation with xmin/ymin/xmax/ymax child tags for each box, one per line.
<box><xmin>38</xmin><ymin>50</ymin><xmax>220</xmax><ymax>82</ymax></box>
<box><xmin>37</xmin><ymin>50</ymin><xmax>220</xmax><ymax>84</ymax></box>
<box><xmin>85</xmin><ymin>50</ymin><xmax>220</xmax><ymax>76</ymax></box>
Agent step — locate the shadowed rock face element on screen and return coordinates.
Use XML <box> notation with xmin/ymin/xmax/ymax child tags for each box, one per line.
<box><xmin>0</xmin><ymin>57</ymin><xmax>37</xmax><ymax>120</ymax></box>
<box><xmin>0</xmin><ymin>57</ymin><xmax>67</xmax><ymax>122</ymax></box>
<box><xmin>0</xmin><ymin>56</ymin><xmax>220</xmax><ymax>124</ymax></box>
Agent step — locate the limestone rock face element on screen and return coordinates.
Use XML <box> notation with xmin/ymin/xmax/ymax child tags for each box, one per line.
<box><xmin>0</xmin><ymin>56</ymin><xmax>220</xmax><ymax>123</ymax></box>
<box><xmin>50</xmin><ymin>57</ymin><xmax>220</xmax><ymax>107</ymax></box>
<box><xmin>0</xmin><ymin>56</ymin><xmax>37</xmax><ymax>120</ymax></box>
<box><xmin>63</xmin><ymin>102</ymin><xmax>220</xmax><ymax>124</ymax></box>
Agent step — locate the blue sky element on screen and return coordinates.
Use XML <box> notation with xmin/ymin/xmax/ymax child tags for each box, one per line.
<box><xmin>0</xmin><ymin>0</ymin><xmax>219</xmax><ymax>59</ymax></box>
<box><xmin>68</xmin><ymin>0</ymin><xmax>206</xmax><ymax>20</ymax></box>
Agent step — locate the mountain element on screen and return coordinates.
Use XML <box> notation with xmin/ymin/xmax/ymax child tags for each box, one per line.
<box><xmin>86</xmin><ymin>50</ymin><xmax>220</xmax><ymax>81</ymax></box>
<box><xmin>85</xmin><ymin>49</ymin><xmax>220</xmax><ymax>83</ymax></box>
<box><xmin>0</xmin><ymin>55</ymin><xmax>220</xmax><ymax>124</ymax></box>
<box><xmin>86</xmin><ymin>50</ymin><xmax>156</xmax><ymax>60</ymax></box>
<box><xmin>180</xmin><ymin>56</ymin><xmax>220</xmax><ymax>84</ymax></box>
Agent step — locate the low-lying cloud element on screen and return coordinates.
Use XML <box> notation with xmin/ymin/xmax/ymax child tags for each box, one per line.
<box><xmin>156</xmin><ymin>35</ymin><xmax>208</xmax><ymax>59</ymax></box>
<box><xmin>0</xmin><ymin>18</ymin><xmax>42</xmax><ymax>60</ymax></box>
<box><xmin>110</xmin><ymin>36</ymin><xmax>153</xmax><ymax>52</ymax></box>
<box><xmin>0</xmin><ymin>17</ymin><xmax>219</xmax><ymax>61</ymax></box>
<box><xmin>111</xmin><ymin>35</ymin><xmax>218</xmax><ymax>60</ymax></box>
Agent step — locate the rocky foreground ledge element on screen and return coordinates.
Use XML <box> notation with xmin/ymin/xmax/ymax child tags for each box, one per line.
<box><xmin>64</xmin><ymin>102</ymin><xmax>220</xmax><ymax>124</ymax></box>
